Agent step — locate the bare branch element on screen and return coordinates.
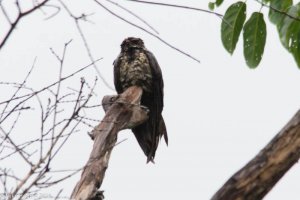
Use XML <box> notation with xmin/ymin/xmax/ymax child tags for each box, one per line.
<box><xmin>43</xmin><ymin>4</ymin><xmax>61</xmax><ymax>20</ymax></box>
<box><xmin>0</xmin><ymin>57</ymin><xmax>36</xmax><ymax>121</ymax></box>
<box><xmin>0</xmin><ymin>58</ymin><xmax>102</xmax><ymax>106</ymax></box>
<box><xmin>58</xmin><ymin>0</ymin><xmax>114</xmax><ymax>90</ymax></box>
<box><xmin>0</xmin><ymin>0</ymin><xmax>50</xmax><ymax>50</ymax></box>
<box><xmin>0</xmin><ymin>40</ymin><xmax>102</xmax><ymax>197</ymax></box>
<box><xmin>49</xmin><ymin>40</ymin><xmax>72</xmax><ymax>148</ymax></box>
<box><xmin>105</xmin><ymin>0</ymin><xmax>159</xmax><ymax>34</ymax></box>
<box><xmin>127</xmin><ymin>0</ymin><xmax>223</xmax><ymax>17</ymax></box>
<box><xmin>0</xmin><ymin>4</ymin><xmax>12</xmax><ymax>24</ymax></box>
<box><xmin>0</xmin><ymin>126</ymin><xmax>34</xmax><ymax>167</ymax></box>
<box><xmin>94</xmin><ymin>0</ymin><xmax>201</xmax><ymax>63</ymax></box>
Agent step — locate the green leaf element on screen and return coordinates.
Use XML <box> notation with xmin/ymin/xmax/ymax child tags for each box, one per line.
<box><xmin>209</xmin><ymin>2</ymin><xmax>215</xmax><ymax>11</ymax></box>
<box><xmin>221</xmin><ymin>2</ymin><xmax>247</xmax><ymax>54</ymax></box>
<box><xmin>216</xmin><ymin>0</ymin><xmax>224</xmax><ymax>7</ymax></box>
<box><xmin>243</xmin><ymin>12</ymin><xmax>267</xmax><ymax>68</ymax></box>
<box><xmin>269</xmin><ymin>0</ymin><xmax>292</xmax><ymax>25</ymax></box>
<box><xmin>278</xmin><ymin>4</ymin><xmax>300</xmax><ymax>68</ymax></box>
<box><xmin>262</xmin><ymin>0</ymin><xmax>271</xmax><ymax>3</ymax></box>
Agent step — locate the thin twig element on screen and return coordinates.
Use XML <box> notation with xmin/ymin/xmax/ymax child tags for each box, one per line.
<box><xmin>43</xmin><ymin>4</ymin><xmax>61</xmax><ymax>20</ymax></box>
<box><xmin>54</xmin><ymin>189</ymin><xmax>63</xmax><ymax>200</ymax></box>
<box><xmin>0</xmin><ymin>0</ymin><xmax>50</xmax><ymax>50</ymax></box>
<box><xmin>0</xmin><ymin>4</ymin><xmax>12</xmax><ymax>24</ymax></box>
<box><xmin>9</xmin><ymin>79</ymin><xmax>95</xmax><ymax>199</ymax></box>
<box><xmin>37</xmin><ymin>168</ymin><xmax>82</xmax><ymax>187</ymax></box>
<box><xmin>105</xmin><ymin>0</ymin><xmax>159</xmax><ymax>34</ymax></box>
<box><xmin>50</xmin><ymin>40</ymin><xmax>72</xmax><ymax>148</ymax></box>
<box><xmin>0</xmin><ymin>58</ymin><xmax>102</xmax><ymax>106</ymax></box>
<box><xmin>94</xmin><ymin>0</ymin><xmax>200</xmax><ymax>63</ymax></box>
<box><xmin>0</xmin><ymin>105</ymin><xmax>23</xmax><ymax>148</ymax></box>
<box><xmin>254</xmin><ymin>0</ymin><xmax>300</xmax><ymax>22</ymax></box>
<box><xmin>0</xmin><ymin>57</ymin><xmax>36</xmax><ymax>121</ymax></box>
<box><xmin>126</xmin><ymin>0</ymin><xmax>223</xmax><ymax>17</ymax></box>
<box><xmin>58</xmin><ymin>0</ymin><xmax>115</xmax><ymax>90</ymax></box>
<box><xmin>0</xmin><ymin>127</ymin><xmax>34</xmax><ymax>167</ymax></box>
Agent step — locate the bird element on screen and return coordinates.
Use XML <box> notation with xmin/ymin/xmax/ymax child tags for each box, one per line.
<box><xmin>113</xmin><ymin>37</ymin><xmax>168</xmax><ymax>163</ymax></box>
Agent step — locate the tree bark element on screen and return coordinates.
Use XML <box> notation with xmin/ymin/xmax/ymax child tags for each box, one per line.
<box><xmin>71</xmin><ymin>86</ymin><xmax>148</xmax><ymax>200</ymax></box>
<box><xmin>212</xmin><ymin>110</ymin><xmax>300</xmax><ymax>200</ymax></box>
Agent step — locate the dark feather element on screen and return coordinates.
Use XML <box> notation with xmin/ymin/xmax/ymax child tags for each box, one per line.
<box><xmin>144</xmin><ymin>50</ymin><xmax>168</xmax><ymax>145</ymax></box>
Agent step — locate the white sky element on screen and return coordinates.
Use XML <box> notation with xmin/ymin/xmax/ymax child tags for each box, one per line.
<box><xmin>1</xmin><ymin>0</ymin><xmax>300</xmax><ymax>199</ymax></box>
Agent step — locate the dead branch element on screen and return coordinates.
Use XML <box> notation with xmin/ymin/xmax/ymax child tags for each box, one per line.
<box><xmin>71</xmin><ymin>86</ymin><xmax>148</xmax><ymax>200</ymax></box>
<box><xmin>211</xmin><ymin>110</ymin><xmax>300</xmax><ymax>200</ymax></box>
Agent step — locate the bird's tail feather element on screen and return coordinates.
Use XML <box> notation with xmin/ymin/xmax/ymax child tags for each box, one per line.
<box><xmin>132</xmin><ymin>114</ymin><xmax>167</xmax><ymax>163</ymax></box>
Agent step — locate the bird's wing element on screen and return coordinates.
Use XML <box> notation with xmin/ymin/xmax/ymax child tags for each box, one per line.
<box><xmin>113</xmin><ymin>54</ymin><xmax>123</xmax><ymax>94</ymax></box>
<box><xmin>145</xmin><ymin>50</ymin><xmax>164</xmax><ymax>108</ymax></box>
<box><xmin>144</xmin><ymin>50</ymin><xmax>168</xmax><ymax>145</ymax></box>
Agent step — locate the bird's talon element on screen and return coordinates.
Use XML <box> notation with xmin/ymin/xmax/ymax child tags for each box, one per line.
<box><xmin>141</xmin><ymin>105</ymin><xmax>149</xmax><ymax>112</ymax></box>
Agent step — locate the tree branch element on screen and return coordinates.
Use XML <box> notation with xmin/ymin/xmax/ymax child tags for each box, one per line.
<box><xmin>71</xmin><ymin>86</ymin><xmax>148</xmax><ymax>200</ymax></box>
<box><xmin>212</xmin><ymin>110</ymin><xmax>300</xmax><ymax>200</ymax></box>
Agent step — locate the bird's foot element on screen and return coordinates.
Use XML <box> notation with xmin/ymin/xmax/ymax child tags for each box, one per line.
<box><xmin>140</xmin><ymin>105</ymin><xmax>149</xmax><ymax>113</ymax></box>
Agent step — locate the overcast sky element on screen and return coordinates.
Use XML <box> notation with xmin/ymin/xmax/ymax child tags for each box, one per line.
<box><xmin>1</xmin><ymin>0</ymin><xmax>300</xmax><ymax>199</ymax></box>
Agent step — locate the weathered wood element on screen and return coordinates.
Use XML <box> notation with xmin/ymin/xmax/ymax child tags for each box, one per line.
<box><xmin>212</xmin><ymin>110</ymin><xmax>300</xmax><ymax>200</ymax></box>
<box><xmin>71</xmin><ymin>86</ymin><xmax>148</xmax><ymax>200</ymax></box>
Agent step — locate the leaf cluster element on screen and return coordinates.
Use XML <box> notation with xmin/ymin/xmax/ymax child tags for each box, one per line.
<box><xmin>212</xmin><ymin>0</ymin><xmax>300</xmax><ymax>68</ymax></box>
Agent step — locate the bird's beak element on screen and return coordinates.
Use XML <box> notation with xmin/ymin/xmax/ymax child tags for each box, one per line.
<box><xmin>129</xmin><ymin>45</ymin><xmax>142</xmax><ymax>49</ymax></box>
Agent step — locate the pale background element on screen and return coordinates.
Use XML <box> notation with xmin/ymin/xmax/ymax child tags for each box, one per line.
<box><xmin>0</xmin><ymin>0</ymin><xmax>300</xmax><ymax>199</ymax></box>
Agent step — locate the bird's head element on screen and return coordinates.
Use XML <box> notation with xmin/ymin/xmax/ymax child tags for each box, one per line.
<box><xmin>121</xmin><ymin>37</ymin><xmax>145</xmax><ymax>52</ymax></box>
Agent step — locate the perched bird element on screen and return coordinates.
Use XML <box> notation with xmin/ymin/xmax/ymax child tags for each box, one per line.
<box><xmin>113</xmin><ymin>37</ymin><xmax>168</xmax><ymax>163</ymax></box>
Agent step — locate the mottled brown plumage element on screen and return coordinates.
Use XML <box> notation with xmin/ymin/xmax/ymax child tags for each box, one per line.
<box><xmin>113</xmin><ymin>37</ymin><xmax>168</xmax><ymax>162</ymax></box>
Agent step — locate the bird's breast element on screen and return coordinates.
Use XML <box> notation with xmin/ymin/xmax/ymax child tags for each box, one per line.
<box><xmin>119</xmin><ymin>50</ymin><xmax>152</xmax><ymax>92</ymax></box>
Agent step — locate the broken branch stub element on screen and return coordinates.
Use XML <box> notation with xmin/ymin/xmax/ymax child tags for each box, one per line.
<box><xmin>71</xmin><ymin>86</ymin><xmax>148</xmax><ymax>200</ymax></box>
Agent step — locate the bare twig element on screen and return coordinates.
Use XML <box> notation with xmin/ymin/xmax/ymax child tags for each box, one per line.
<box><xmin>0</xmin><ymin>106</ymin><xmax>23</xmax><ymax>148</ymax></box>
<box><xmin>37</xmin><ymin>168</ymin><xmax>82</xmax><ymax>187</ymax></box>
<box><xmin>0</xmin><ymin>0</ymin><xmax>50</xmax><ymax>50</ymax></box>
<box><xmin>94</xmin><ymin>0</ymin><xmax>201</xmax><ymax>63</ymax></box>
<box><xmin>58</xmin><ymin>0</ymin><xmax>114</xmax><ymax>90</ymax></box>
<box><xmin>127</xmin><ymin>0</ymin><xmax>223</xmax><ymax>17</ymax></box>
<box><xmin>105</xmin><ymin>0</ymin><xmax>159</xmax><ymax>34</ymax></box>
<box><xmin>0</xmin><ymin>58</ymin><xmax>102</xmax><ymax>106</ymax></box>
<box><xmin>0</xmin><ymin>41</ymin><xmax>102</xmax><ymax>198</ymax></box>
<box><xmin>43</xmin><ymin>4</ymin><xmax>61</xmax><ymax>20</ymax></box>
<box><xmin>49</xmin><ymin>39</ymin><xmax>72</xmax><ymax>148</ymax></box>
<box><xmin>0</xmin><ymin>57</ymin><xmax>36</xmax><ymax>121</ymax></box>
<box><xmin>0</xmin><ymin>4</ymin><xmax>12</xmax><ymax>24</ymax></box>
<box><xmin>0</xmin><ymin>126</ymin><xmax>34</xmax><ymax>167</ymax></box>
